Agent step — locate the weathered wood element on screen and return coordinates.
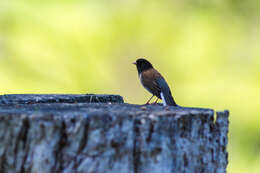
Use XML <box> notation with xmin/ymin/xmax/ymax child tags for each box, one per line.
<box><xmin>0</xmin><ymin>94</ymin><xmax>228</xmax><ymax>173</ymax></box>
<box><xmin>0</xmin><ymin>94</ymin><xmax>124</xmax><ymax>105</ymax></box>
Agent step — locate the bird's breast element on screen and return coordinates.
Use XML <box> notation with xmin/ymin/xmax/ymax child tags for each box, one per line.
<box><xmin>139</xmin><ymin>73</ymin><xmax>153</xmax><ymax>94</ymax></box>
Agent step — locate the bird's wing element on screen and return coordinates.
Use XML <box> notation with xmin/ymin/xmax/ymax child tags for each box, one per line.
<box><xmin>141</xmin><ymin>68</ymin><xmax>177</xmax><ymax>106</ymax></box>
<box><xmin>155</xmin><ymin>77</ymin><xmax>177</xmax><ymax>106</ymax></box>
<box><xmin>140</xmin><ymin>68</ymin><xmax>162</xmax><ymax>98</ymax></box>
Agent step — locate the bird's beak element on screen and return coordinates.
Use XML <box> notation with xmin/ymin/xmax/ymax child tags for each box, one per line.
<box><xmin>132</xmin><ymin>62</ymin><xmax>136</xmax><ymax>65</ymax></box>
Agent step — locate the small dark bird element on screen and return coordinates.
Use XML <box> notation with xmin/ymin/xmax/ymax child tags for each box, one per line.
<box><xmin>133</xmin><ymin>58</ymin><xmax>177</xmax><ymax>106</ymax></box>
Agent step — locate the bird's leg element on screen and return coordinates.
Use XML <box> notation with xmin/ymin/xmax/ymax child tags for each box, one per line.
<box><xmin>146</xmin><ymin>95</ymin><xmax>154</xmax><ymax>105</ymax></box>
<box><xmin>152</xmin><ymin>98</ymin><xmax>159</xmax><ymax>104</ymax></box>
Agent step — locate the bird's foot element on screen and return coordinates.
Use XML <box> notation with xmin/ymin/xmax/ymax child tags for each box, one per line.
<box><xmin>151</xmin><ymin>98</ymin><xmax>159</xmax><ymax>105</ymax></box>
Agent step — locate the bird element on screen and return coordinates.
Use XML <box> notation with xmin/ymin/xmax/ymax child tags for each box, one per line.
<box><xmin>133</xmin><ymin>58</ymin><xmax>177</xmax><ymax>106</ymax></box>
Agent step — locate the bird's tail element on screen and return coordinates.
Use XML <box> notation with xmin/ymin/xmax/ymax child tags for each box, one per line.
<box><xmin>160</xmin><ymin>92</ymin><xmax>177</xmax><ymax>106</ymax></box>
<box><xmin>157</xmin><ymin>78</ymin><xmax>177</xmax><ymax>106</ymax></box>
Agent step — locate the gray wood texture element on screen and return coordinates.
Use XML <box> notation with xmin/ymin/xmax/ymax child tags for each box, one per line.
<box><xmin>0</xmin><ymin>94</ymin><xmax>228</xmax><ymax>173</ymax></box>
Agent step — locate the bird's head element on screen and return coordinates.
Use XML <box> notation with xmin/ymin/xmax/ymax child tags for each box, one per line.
<box><xmin>133</xmin><ymin>58</ymin><xmax>153</xmax><ymax>74</ymax></box>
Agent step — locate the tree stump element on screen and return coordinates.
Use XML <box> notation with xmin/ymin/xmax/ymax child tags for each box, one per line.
<box><xmin>0</xmin><ymin>94</ymin><xmax>228</xmax><ymax>173</ymax></box>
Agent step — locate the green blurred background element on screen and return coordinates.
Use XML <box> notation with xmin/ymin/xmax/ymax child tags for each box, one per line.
<box><xmin>0</xmin><ymin>0</ymin><xmax>260</xmax><ymax>172</ymax></box>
